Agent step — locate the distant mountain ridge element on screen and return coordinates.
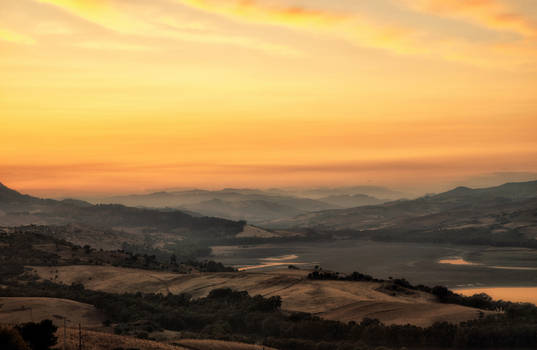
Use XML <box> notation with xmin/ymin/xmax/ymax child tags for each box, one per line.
<box><xmin>317</xmin><ymin>194</ymin><xmax>384</xmax><ymax>207</ymax></box>
<box><xmin>89</xmin><ymin>187</ymin><xmax>390</xmax><ymax>224</ymax></box>
<box><xmin>266</xmin><ymin>180</ymin><xmax>537</xmax><ymax>247</ymax></box>
<box><xmin>0</xmin><ymin>182</ymin><xmax>44</xmax><ymax>204</ymax></box>
<box><xmin>2</xmin><ymin>180</ymin><xmax>537</xmax><ymax>249</ymax></box>
<box><xmin>266</xmin><ymin>185</ymin><xmax>405</xmax><ymax>200</ymax></box>
<box><xmin>0</xmin><ymin>182</ymin><xmax>245</xmax><ymax>242</ymax></box>
<box><xmin>434</xmin><ymin>181</ymin><xmax>537</xmax><ymax>201</ymax></box>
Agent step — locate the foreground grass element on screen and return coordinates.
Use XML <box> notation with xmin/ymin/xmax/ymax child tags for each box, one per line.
<box><xmin>55</xmin><ymin>327</ymin><xmax>185</xmax><ymax>350</ymax></box>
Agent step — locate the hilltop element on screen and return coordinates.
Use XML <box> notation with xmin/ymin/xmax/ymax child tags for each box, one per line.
<box><xmin>27</xmin><ymin>265</ymin><xmax>492</xmax><ymax>328</ymax></box>
<box><xmin>0</xmin><ymin>182</ymin><xmax>248</xmax><ymax>260</ymax></box>
<box><xmin>266</xmin><ymin>180</ymin><xmax>537</xmax><ymax>248</ymax></box>
<box><xmin>87</xmin><ymin>187</ymin><xmax>387</xmax><ymax>224</ymax></box>
<box><xmin>0</xmin><ymin>182</ymin><xmax>244</xmax><ymax>237</ymax></box>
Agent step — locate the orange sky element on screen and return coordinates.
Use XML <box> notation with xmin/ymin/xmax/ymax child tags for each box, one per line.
<box><xmin>1</xmin><ymin>0</ymin><xmax>537</xmax><ymax>196</ymax></box>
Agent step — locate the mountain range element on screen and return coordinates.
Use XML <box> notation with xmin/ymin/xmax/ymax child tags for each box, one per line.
<box><xmin>2</xmin><ymin>180</ymin><xmax>536</xmax><ymax>249</ymax></box>
<box><xmin>266</xmin><ymin>180</ymin><xmax>537</xmax><ymax>247</ymax></box>
<box><xmin>88</xmin><ymin>188</ymin><xmax>388</xmax><ymax>224</ymax></box>
<box><xmin>0</xmin><ymin>182</ymin><xmax>245</xmax><ymax>251</ymax></box>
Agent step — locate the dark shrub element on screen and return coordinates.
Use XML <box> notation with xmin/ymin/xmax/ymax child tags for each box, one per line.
<box><xmin>0</xmin><ymin>326</ymin><xmax>29</xmax><ymax>350</ymax></box>
<box><xmin>16</xmin><ymin>320</ymin><xmax>57</xmax><ymax>350</ymax></box>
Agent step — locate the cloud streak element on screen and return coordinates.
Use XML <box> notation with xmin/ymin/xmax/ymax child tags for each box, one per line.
<box><xmin>0</xmin><ymin>28</ymin><xmax>35</xmax><ymax>45</ymax></box>
<box><xmin>399</xmin><ymin>0</ymin><xmax>537</xmax><ymax>37</ymax></box>
<box><xmin>29</xmin><ymin>0</ymin><xmax>537</xmax><ymax>66</ymax></box>
<box><xmin>173</xmin><ymin>0</ymin><xmax>537</xmax><ymax>67</ymax></box>
<box><xmin>175</xmin><ymin>0</ymin><xmax>421</xmax><ymax>54</ymax></box>
<box><xmin>34</xmin><ymin>0</ymin><xmax>300</xmax><ymax>56</ymax></box>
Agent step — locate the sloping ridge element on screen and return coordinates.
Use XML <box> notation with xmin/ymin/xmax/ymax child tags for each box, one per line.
<box><xmin>0</xmin><ymin>182</ymin><xmax>245</xmax><ymax>237</ymax></box>
<box><xmin>267</xmin><ymin>180</ymin><xmax>537</xmax><ymax>232</ymax></box>
<box><xmin>433</xmin><ymin>180</ymin><xmax>537</xmax><ymax>201</ymax></box>
<box><xmin>30</xmin><ymin>266</ymin><xmax>493</xmax><ymax>327</ymax></box>
<box><xmin>0</xmin><ymin>182</ymin><xmax>41</xmax><ymax>204</ymax></box>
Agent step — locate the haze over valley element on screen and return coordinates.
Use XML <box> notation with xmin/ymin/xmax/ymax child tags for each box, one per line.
<box><xmin>1</xmin><ymin>174</ymin><xmax>537</xmax><ymax>348</ymax></box>
<box><xmin>2</xmin><ymin>0</ymin><xmax>537</xmax><ymax>348</ymax></box>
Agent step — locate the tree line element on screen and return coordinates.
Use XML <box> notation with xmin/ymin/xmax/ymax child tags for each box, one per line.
<box><xmin>1</xmin><ymin>279</ymin><xmax>537</xmax><ymax>349</ymax></box>
<box><xmin>308</xmin><ymin>269</ymin><xmax>517</xmax><ymax>311</ymax></box>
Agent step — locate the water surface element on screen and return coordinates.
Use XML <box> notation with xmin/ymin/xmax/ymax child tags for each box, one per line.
<box><xmin>209</xmin><ymin>240</ymin><xmax>537</xmax><ymax>290</ymax></box>
<box><xmin>454</xmin><ymin>287</ymin><xmax>537</xmax><ymax>305</ymax></box>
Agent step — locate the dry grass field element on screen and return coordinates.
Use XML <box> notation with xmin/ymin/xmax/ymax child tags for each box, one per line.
<box><xmin>55</xmin><ymin>328</ymin><xmax>277</xmax><ymax>350</ymax></box>
<box><xmin>55</xmin><ymin>327</ymin><xmax>188</xmax><ymax>350</ymax></box>
<box><xmin>236</xmin><ymin>225</ymin><xmax>279</xmax><ymax>238</ymax></box>
<box><xmin>171</xmin><ymin>339</ymin><xmax>276</xmax><ymax>350</ymax></box>
<box><xmin>30</xmin><ymin>266</ymin><xmax>491</xmax><ymax>327</ymax></box>
<box><xmin>0</xmin><ymin>297</ymin><xmax>105</xmax><ymax>328</ymax></box>
<box><xmin>0</xmin><ymin>324</ymin><xmax>276</xmax><ymax>350</ymax></box>
<box><xmin>147</xmin><ymin>330</ymin><xmax>278</xmax><ymax>350</ymax></box>
<box><xmin>0</xmin><ymin>305</ymin><xmax>277</xmax><ymax>350</ymax></box>
<box><xmin>235</xmin><ymin>225</ymin><xmax>304</xmax><ymax>239</ymax></box>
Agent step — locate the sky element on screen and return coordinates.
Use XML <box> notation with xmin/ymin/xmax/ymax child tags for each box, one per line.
<box><xmin>1</xmin><ymin>0</ymin><xmax>537</xmax><ymax>196</ymax></box>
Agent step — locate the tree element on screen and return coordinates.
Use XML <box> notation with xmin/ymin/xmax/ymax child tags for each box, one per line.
<box><xmin>169</xmin><ymin>254</ymin><xmax>177</xmax><ymax>266</ymax></box>
<box><xmin>16</xmin><ymin>320</ymin><xmax>58</xmax><ymax>350</ymax></box>
<box><xmin>431</xmin><ymin>286</ymin><xmax>451</xmax><ymax>301</ymax></box>
<box><xmin>0</xmin><ymin>326</ymin><xmax>29</xmax><ymax>350</ymax></box>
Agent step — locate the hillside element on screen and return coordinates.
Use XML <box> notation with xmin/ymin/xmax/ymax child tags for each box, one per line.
<box><xmin>0</xmin><ymin>297</ymin><xmax>105</xmax><ymax>328</ymax></box>
<box><xmin>0</xmin><ymin>226</ymin><xmax>236</xmax><ymax>279</ymax></box>
<box><xmin>29</xmin><ymin>265</ymin><xmax>492</xmax><ymax>327</ymax></box>
<box><xmin>0</xmin><ymin>182</ymin><xmax>245</xmax><ymax>248</ymax></box>
<box><xmin>268</xmin><ymin>186</ymin><xmax>405</xmax><ymax>201</ymax></box>
<box><xmin>57</xmin><ymin>328</ymin><xmax>189</xmax><ymax>350</ymax></box>
<box><xmin>0</xmin><ymin>323</ymin><xmax>273</xmax><ymax>350</ymax></box>
<box><xmin>1</xmin><ymin>227</ymin><xmax>535</xmax><ymax>350</ymax></box>
<box><xmin>88</xmin><ymin>187</ymin><xmax>391</xmax><ymax>224</ymax></box>
<box><xmin>266</xmin><ymin>180</ymin><xmax>537</xmax><ymax>247</ymax></box>
<box><xmin>317</xmin><ymin>194</ymin><xmax>384</xmax><ymax>208</ymax></box>
<box><xmin>91</xmin><ymin>188</ymin><xmax>340</xmax><ymax>224</ymax></box>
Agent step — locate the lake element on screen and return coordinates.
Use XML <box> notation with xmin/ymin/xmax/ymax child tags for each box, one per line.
<box><xmin>208</xmin><ymin>240</ymin><xmax>537</xmax><ymax>302</ymax></box>
<box><xmin>454</xmin><ymin>287</ymin><xmax>537</xmax><ymax>304</ymax></box>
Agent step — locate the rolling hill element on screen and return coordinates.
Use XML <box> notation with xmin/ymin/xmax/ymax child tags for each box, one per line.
<box><xmin>0</xmin><ymin>182</ymin><xmax>245</xmax><ymax>242</ymax></box>
<box><xmin>29</xmin><ymin>265</ymin><xmax>491</xmax><ymax>327</ymax></box>
<box><xmin>316</xmin><ymin>193</ymin><xmax>384</xmax><ymax>208</ymax></box>
<box><xmin>266</xmin><ymin>180</ymin><xmax>537</xmax><ymax>247</ymax></box>
<box><xmin>271</xmin><ymin>185</ymin><xmax>406</xmax><ymax>201</ymax></box>
<box><xmin>0</xmin><ymin>297</ymin><xmax>105</xmax><ymax>328</ymax></box>
<box><xmin>91</xmin><ymin>189</ymin><xmax>337</xmax><ymax>224</ymax></box>
<box><xmin>87</xmin><ymin>188</ymin><xmax>389</xmax><ymax>224</ymax></box>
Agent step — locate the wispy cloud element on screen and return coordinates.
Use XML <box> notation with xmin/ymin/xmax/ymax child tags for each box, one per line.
<box><xmin>75</xmin><ymin>40</ymin><xmax>154</xmax><ymax>51</ymax></box>
<box><xmin>157</xmin><ymin>14</ymin><xmax>301</xmax><ymax>56</ymax></box>
<box><xmin>175</xmin><ymin>0</ymin><xmax>421</xmax><ymax>54</ymax></box>
<box><xmin>31</xmin><ymin>0</ymin><xmax>429</xmax><ymax>60</ymax></box>
<box><xmin>34</xmin><ymin>0</ymin><xmax>300</xmax><ymax>56</ymax></box>
<box><xmin>0</xmin><ymin>28</ymin><xmax>35</xmax><ymax>45</ymax></box>
<box><xmin>173</xmin><ymin>0</ymin><xmax>537</xmax><ymax>67</ymax></box>
<box><xmin>13</xmin><ymin>0</ymin><xmax>537</xmax><ymax>66</ymax></box>
<box><xmin>398</xmin><ymin>0</ymin><xmax>537</xmax><ymax>37</ymax></box>
<box><xmin>35</xmin><ymin>0</ymin><xmax>160</xmax><ymax>35</ymax></box>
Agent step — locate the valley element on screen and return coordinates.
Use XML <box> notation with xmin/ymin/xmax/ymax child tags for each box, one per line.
<box><xmin>207</xmin><ymin>240</ymin><xmax>537</xmax><ymax>288</ymax></box>
<box><xmin>1</xmin><ymin>180</ymin><xmax>537</xmax><ymax>349</ymax></box>
<box><xmin>4</xmin><ymin>3</ymin><xmax>537</xmax><ymax>347</ymax></box>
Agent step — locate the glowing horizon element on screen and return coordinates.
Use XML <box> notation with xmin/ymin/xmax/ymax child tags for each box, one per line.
<box><xmin>1</xmin><ymin>0</ymin><xmax>537</xmax><ymax>196</ymax></box>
